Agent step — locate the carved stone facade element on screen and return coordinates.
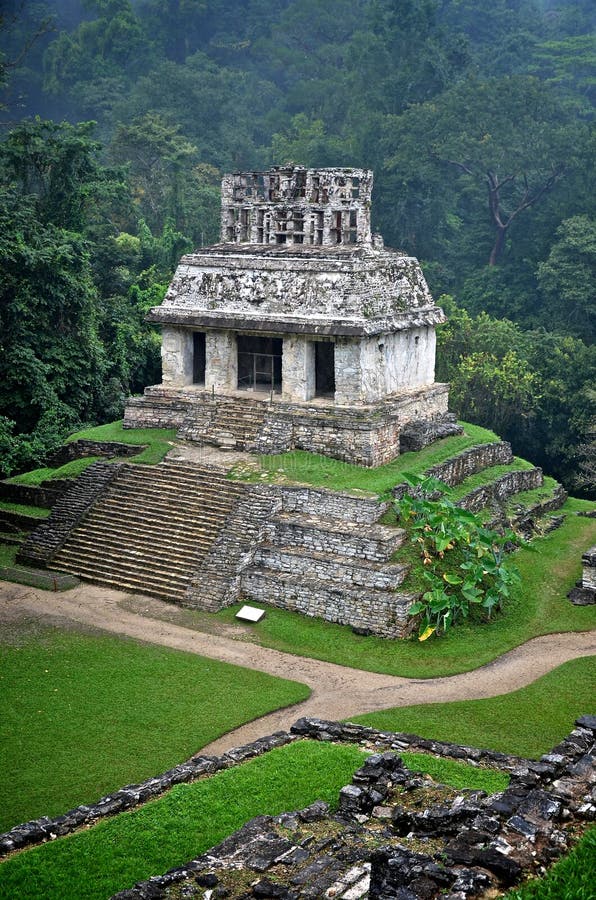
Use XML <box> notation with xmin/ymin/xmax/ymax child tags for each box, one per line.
<box><xmin>125</xmin><ymin>166</ymin><xmax>457</xmax><ymax>465</ymax></box>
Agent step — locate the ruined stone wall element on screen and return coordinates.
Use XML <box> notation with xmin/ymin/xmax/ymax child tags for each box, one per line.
<box><xmin>124</xmin><ymin>383</ymin><xmax>451</xmax><ymax>466</ymax></box>
<box><xmin>277</xmin><ymin>485</ymin><xmax>387</xmax><ymax>524</ymax></box>
<box><xmin>458</xmin><ymin>468</ymin><xmax>543</xmax><ymax>513</ymax></box>
<box><xmin>47</xmin><ymin>439</ymin><xmax>146</xmax><ymax>466</ymax></box>
<box><xmin>241</xmin><ymin>569</ymin><xmax>415</xmax><ymax>638</ymax></box>
<box><xmin>17</xmin><ymin>715</ymin><xmax>587</xmax><ymax>900</ymax></box>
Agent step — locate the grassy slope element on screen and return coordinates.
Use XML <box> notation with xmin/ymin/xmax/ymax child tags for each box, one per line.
<box><xmin>7</xmin><ymin>457</ymin><xmax>101</xmax><ymax>484</ymax></box>
<box><xmin>0</xmin><ymin>501</ymin><xmax>50</xmax><ymax>518</ymax></box>
<box><xmin>352</xmin><ymin>656</ymin><xmax>596</xmax><ymax>759</ymax></box>
<box><xmin>229</xmin><ymin>421</ymin><xmax>501</xmax><ymax>495</ymax></box>
<box><xmin>210</xmin><ymin>497</ymin><xmax>595</xmax><ymax>678</ymax></box>
<box><xmin>0</xmin><ymin>742</ymin><xmax>508</xmax><ymax>900</ymax></box>
<box><xmin>0</xmin><ymin>626</ymin><xmax>309</xmax><ymax>832</ymax></box>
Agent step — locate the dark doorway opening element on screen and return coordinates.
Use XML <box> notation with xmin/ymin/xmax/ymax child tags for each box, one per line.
<box><xmin>193</xmin><ymin>332</ymin><xmax>206</xmax><ymax>384</ymax></box>
<box><xmin>315</xmin><ymin>341</ymin><xmax>335</xmax><ymax>397</ymax></box>
<box><xmin>237</xmin><ymin>335</ymin><xmax>282</xmax><ymax>392</ymax></box>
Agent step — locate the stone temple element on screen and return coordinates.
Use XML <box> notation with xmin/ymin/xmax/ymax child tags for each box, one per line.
<box><xmin>124</xmin><ymin>166</ymin><xmax>457</xmax><ymax>464</ymax></box>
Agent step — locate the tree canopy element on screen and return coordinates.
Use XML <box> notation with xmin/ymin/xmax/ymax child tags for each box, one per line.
<box><xmin>0</xmin><ymin>0</ymin><xmax>594</xmax><ymax>492</ymax></box>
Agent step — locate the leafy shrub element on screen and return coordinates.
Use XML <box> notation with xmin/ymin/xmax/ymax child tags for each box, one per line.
<box><xmin>397</xmin><ymin>474</ymin><xmax>520</xmax><ymax>639</ymax></box>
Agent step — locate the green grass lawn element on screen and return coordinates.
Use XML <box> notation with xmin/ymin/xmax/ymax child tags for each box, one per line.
<box><xmin>0</xmin><ymin>626</ymin><xmax>309</xmax><ymax>832</ymax></box>
<box><xmin>0</xmin><ymin>740</ymin><xmax>508</xmax><ymax>900</ymax></box>
<box><xmin>229</xmin><ymin>421</ymin><xmax>501</xmax><ymax>495</ymax></box>
<box><xmin>351</xmin><ymin>656</ymin><xmax>596</xmax><ymax>759</ymax></box>
<box><xmin>208</xmin><ymin>498</ymin><xmax>595</xmax><ymax>678</ymax></box>
<box><xmin>7</xmin><ymin>457</ymin><xmax>101</xmax><ymax>485</ymax></box>
<box><xmin>66</xmin><ymin>420</ymin><xmax>176</xmax><ymax>465</ymax></box>
<box><xmin>0</xmin><ymin>544</ymin><xmax>18</xmax><ymax>567</ymax></box>
<box><xmin>0</xmin><ymin>500</ymin><xmax>50</xmax><ymax>518</ymax></box>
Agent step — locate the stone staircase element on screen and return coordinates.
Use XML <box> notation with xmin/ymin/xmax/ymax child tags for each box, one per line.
<box><xmin>178</xmin><ymin>396</ymin><xmax>267</xmax><ymax>452</ymax></box>
<box><xmin>48</xmin><ymin>461</ymin><xmax>246</xmax><ymax>602</ymax></box>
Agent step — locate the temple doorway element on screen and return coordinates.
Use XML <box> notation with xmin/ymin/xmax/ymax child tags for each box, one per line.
<box><xmin>315</xmin><ymin>341</ymin><xmax>335</xmax><ymax>397</ymax></box>
<box><xmin>193</xmin><ymin>332</ymin><xmax>206</xmax><ymax>384</ymax></box>
<box><xmin>237</xmin><ymin>335</ymin><xmax>282</xmax><ymax>392</ymax></box>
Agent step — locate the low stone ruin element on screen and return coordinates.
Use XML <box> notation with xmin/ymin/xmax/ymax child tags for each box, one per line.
<box><xmin>98</xmin><ymin>715</ymin><xmax>593</xmax><ymax>900</ymax></box>
<box><xmin>568</xmin><ymin>545</ymin><xmax>596</xmax><ymax>605</ymax></box>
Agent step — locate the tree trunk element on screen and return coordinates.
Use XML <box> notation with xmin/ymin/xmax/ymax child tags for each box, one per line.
<box><xmin>489</xmin><ymin>225</ymin><xmax>507</xmax><ymax>266</ymax></box>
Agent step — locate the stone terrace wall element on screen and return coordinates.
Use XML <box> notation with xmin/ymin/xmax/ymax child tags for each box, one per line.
<box><xmin>458</xmin><ymin>467</ymin><xmax>543</xmax><ymax>514</ymax></box>
<box><xmin>427</xmin><ymin>441</ymin><xmax>513</xmax><ymax>486</ymax></box>
<box><xmin>47</xmin><ymin>440</ymin><xmax>146</xmax><ymax>466</ymax></box>
<box><xmin>277</xmin><ymin>485</ymin><xmax>387</xmax><ymax>523</ymax></box>
<box><xmin>0</xmin><ymin>480</ymin><xmax>67</xmax><ymax>509</ymax></box>
<box><xmin>124</xmin><ymin>384</ymin><xmax>453</xmax><ymax>466</ymax></box>
<box><xmin>17</xmin><ymin>462</ymin><xmax>124</xmax><ymax>567</ymax></box>
<box><xmin>241</xmin><ymin>569</ymin><xmax>416</xmax><ymax>639</ymax></box>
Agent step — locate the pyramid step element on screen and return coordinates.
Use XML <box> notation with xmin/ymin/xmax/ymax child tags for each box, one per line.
<box><xmin>51</xmin><ymin>550</ymin><xmax>197</xmax><ymax>585</ymax></box>
<box><xmin>89</xmin><ymin>504</ymin><xmax>233</xmax><ymax>529</ymax></box>
<box><xmin>253</xmin><ymin>545</ymin><xmax>408</xmax><ymax>590</ymax></box>
<box><xmin>48</xmin><ymin>568</ymin><xmax>188</xmax><ymax>602</ymax></box>
<box><xmin>104</xmin><ymin>481</ymin><xmax>237</xmax><ymax>503</ymax></box>
<box><xmin>65</xmin><ymin>522</ymin><xmax>217</xmax><ymax>550</ymax></box>
<box><xmin>55</xmin><ymin>537</ymin><xmax>211</xmax><ymax>568</ymax></box>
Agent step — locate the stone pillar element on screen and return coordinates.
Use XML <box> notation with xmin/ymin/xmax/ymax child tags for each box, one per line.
<box><xmin>161</xmin><ymin>326</ymin><xmax>194</xmax><ymax>387</ymax></box>
<box><xmin>583</xmin><ymin>547</ymin><xmax>596</xmax><ymax>591</ymax></box>
<box><xmin>569</xmin><ymin>546</ymin><xmax>596</xmax><ymax>606</ymax></box>
<box><xmin>359</xmin><ymin>337</ymin><xmax>386</xmax><ymax>402</ymax></box>
<box><xmin>282</xmin><ymin>336</ymin><xmax>316</xmax><ymax>402</ymax></box>
<box><xmin>205</xmin><ymin>330</ymin><xmax>237</xmax><ymax>393</ymax></box>
<box><xmin>335</xmin><ymin>339</ymin><xmax>362</xmax><ymax>406</ymax></box>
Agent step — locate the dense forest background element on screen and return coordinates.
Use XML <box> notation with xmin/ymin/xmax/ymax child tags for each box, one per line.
<box><xmin>0</xmin><ymin>0</ymin><xmax>594</xmax><ymax>494</ymax></box>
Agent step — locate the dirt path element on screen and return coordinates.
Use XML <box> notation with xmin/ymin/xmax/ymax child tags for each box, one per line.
<box><xmin>1</xmin><ymin>579</ymin><xmax>595</xmax><ymax>755</ymax></box>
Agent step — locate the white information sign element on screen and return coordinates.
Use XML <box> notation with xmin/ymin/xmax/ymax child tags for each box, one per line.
<box><xmin>235</xmin><ymin>605</ymin><xmax>266</xmax><ymax>623</ymax></box>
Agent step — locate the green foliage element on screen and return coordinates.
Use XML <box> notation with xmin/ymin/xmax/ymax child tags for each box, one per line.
<box><xmin>398</xmin><ymin>475</ymin><xmax>521</xmax><ymax>637</ymax></box>
<box><xmin>352</xmin><ymin>655</ymin><xmax>596</xmax><ymax>758</ymax></box>
<box><xmin>1</xmin><ymin>0</ymin><xmax>595</xmax><ymax>493</ymax></box>
<box><xmin>537</xmin><ymin>215</ymin><xmax>596</xmax><ymax>343</ymax></box>
<box><xmin>0</xmin><ymin>626</ymin><xmax>310</xmax><ymax>832</ymax></box>
<box><xmin>437</xmin><ymin>299</ymin><xmax>596</xmax><ymax>495</ymax></box>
